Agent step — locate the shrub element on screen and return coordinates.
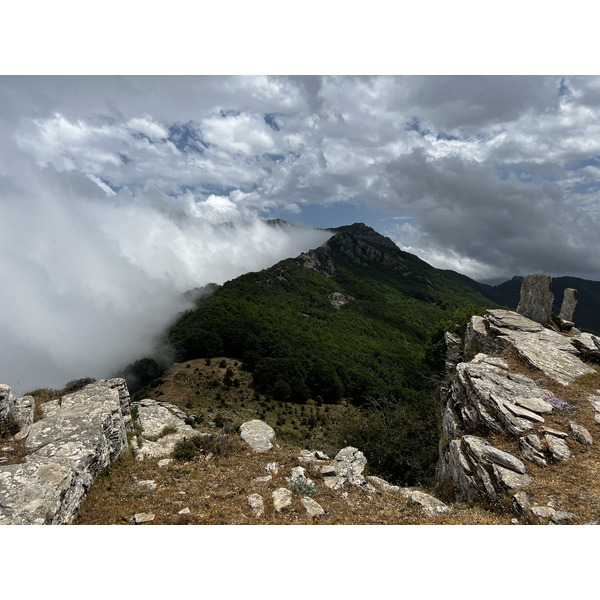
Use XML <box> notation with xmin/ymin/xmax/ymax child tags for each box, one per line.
<box><xmin>290</xmin><ymin>479</ymin><xmax>317</xmax><ymax>498</ymax></box>
<box><xmin>0</xmin><ymin>413</ymin><xmax>20</xmax><ymax>439</ymax></box>
<box><xmin>159</xmin><ymin>425</ymin><xmax>178</xmax><ymax>437</ymax></box>
<box><xmin>219</xmin><ymin>359</ymin><xmax>227</xmax><ymax>368</ymax></box>
<box><xmin>333</xmin><ymin>394</ymin><xmax>439</xmax><ymax>487</ymax></box>
<box><xmin>61</xmin><ymin>377</ymin><xmax>96</xmax><ymax>395</ymax></box>
<box><xmin>173</xmin><ymin>438</ymin><xmax>197</xmax><ymax>460</ymax></box>
<box><xmin>214</xmin><ymin>413</ymin><xmax>225</xmax><ymax>428</ymax></box>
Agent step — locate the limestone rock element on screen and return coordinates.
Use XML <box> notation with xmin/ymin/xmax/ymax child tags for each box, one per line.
<box><xmin>287</xmin><ymin>466</ymin><xmax>314</xmax><ymax>486</ymax></box>
<box><xmin>0</xmin><ymin>379</ymin><xmax>132</xmax><ymax>525</ymax></box>
<box><xmin>272</xmin><ymin>488</ymin><xmax>293</xmax><ymax>512</ymax></box>
<box><xmin>544</xmin><ymin>433</ymin><xmax>571</xmax><ymax>461</ymax></box>
<box><xmin>367</xmin><ymin>475</ymin><xmax>401</xmax><ymax>493</ymax></box>
<box><xmin>178</xmin><ymin>507</ymin><xmax>190</xmax><ymax>515</ymax></box>
<box><xmin>247</xmin><ymin>494</ymin><xmax>265</xmax><ymax>517</ymax></box>
<box><xmin>516</xmin><ymin>274</ymin><xmax>554</xmax><ymax>325</ymax></box>
<box><xmin>265</xmin><ymin>462</ymin><xmax>279</xmax><ymax>473</ymax></box>
<box><xmin>136</xmin><ymin>398</ymin><xmax>193</xmax><ymax>439</ymax></box>
<box><xmin>157</xmin><ymin>458</ymin><xmax>173</xmax><ymax>468</ymax></box>
<box><xmin>239</xmin><ymin>419</ymin><xmax>275</xmax><ymax>452</ymax></box>
<box><xmin>559</xmin><ymin>288</ymin><xmax>578</xmax><ymax>322</ymax></box>
<box><xmin>252</xmin><ymin>475</ymin><xmax>272</xmax><ymax>483</ymax></box>
<box><xmin>301</xmin><ymin>496</ymin><xmax>325</xmax><ymax>517</ymax></box>
<box><xmin>133</xmin><ymin>512</ymin><xmax>155</xmax><ymax>524</ymax></box>
<box><xmin>407</xmin><ymin>490</ymin><xmax>451</xmax><ymax>517</ymax></box>
<box><xmin>519</xmin><ymin>435</ymin><xmax>548</xmax><ymax>467</ymax></box>
<box><xmin>323</xmin><ymin>447</ymin><xmax>368</xmax><ymax>490</ymax></box>
<box><xmin>569</xmin><ymin>422</ymin><xmax>593</xmax><ymax>445</ymax></box>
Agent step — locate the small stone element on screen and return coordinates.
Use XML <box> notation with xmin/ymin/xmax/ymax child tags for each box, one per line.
<box><xmin>135</xmin><ymin>479</ymin><xmax>157</xmax><ymax>491</ymax></box>
<box><xmin>133</xmin><ymin>512</ymin><xmax>155</xmax><ymax>524</ymax></box>
<box><xmin>541</xmin><ymin>427</ymin><xmax>568</xmax><ymax>438</ymax></box>
<box><xmin>367</xmin><ymin>475</ymin><xmax>400</xmax><ymax>493</ymax></box>
<box><xmin>178</xmin><ymin>508</ymin><xmax>190</xmax><ymax>515</ymax></box>
<box><xmin>531</xmin><ymin>506</ymin><xmax>555</xmax><ymax>523</ymax></box>
<box><xmin>272</xmin><ymin>488</ymin><xmax>293</xmax><ymax>512</ymax></box>
<box><xmin>247</xmin><ymin>494</ymin><xmax>265</xmax><ymax>516</ymax></box>
<box><xmin>157</xmin><ymin>458</ymin><xmax>173</xmax><ymax>468</ymax></box>
<box><xmin>313</xmin><ymin>450</ymin><xmax>330</xmax><ymax>460</ymax></box>
<box><xmin>570</xmin><ymin>422</ymin><xmax>593</xmax><ymax>445</ymax></box>
<box><xmin>252</xmin><ymin>475</ymin><xmax>272</xmax><ymax>483</ymax></box>
<box><xmin>407</xmin><ymin>491</ymin><xmax>451</xmax><ymax>517</ymax></box>
<box><xmin>551</xmin><ymin>510</ymin><xmax>575</xmax><ymax>524</ymax></box>
<box><xmin>265</xmin><ymin>462</ymin><xmax>279</xmax><ymax>473</ymax></box>
<box><xmin>205</xmin><ymin>452</ymin><xmax>214</xmax><ymax>461</ymax></box>
<box><xmin>301</xmin><ymin>497</ymin><xmax>325</xmax><ymax>517</ymax></box>
<box><xmin>178</xmin><ymin>491</ymin><xmax>186</xmax><ymax>495</ymax></box>
<box><xmin>511</xmin><ymin>518</ymin><xmax>519</xmax><ymax>524</ymax></box>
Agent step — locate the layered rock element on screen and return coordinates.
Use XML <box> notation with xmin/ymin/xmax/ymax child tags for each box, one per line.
<box><xmin>437</xmin><ymin>278</ymin><xmax>597</xmax><ymax>509</ymax></box>
<box><xmin>0</xmin><ymin>379</ymin><xmax>132</xmax><ymax>525</ymax></box>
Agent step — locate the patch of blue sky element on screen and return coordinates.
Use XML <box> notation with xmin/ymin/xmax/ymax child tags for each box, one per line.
<box><xmin>264</xmin><ymin>113</ymin><xmax>280</xmax><ymax>131</ymax></box>
<box><xmin>168</xmin><ymin>122</ymin><xmax>207</xmax><ymax>153</ymax></box>
<box><xmin>278</xmin><ymin>200</ymin><xmax>401</xmax><ymax>231</ymax></box>
<box><xmin>565</xmin><ymin>156</ymin><xmax>600</xmax><ymax>171</ymax></box>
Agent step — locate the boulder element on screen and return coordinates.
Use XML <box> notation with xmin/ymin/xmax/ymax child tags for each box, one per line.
<box><xmin>516</xmin><ymin>273</ymin><xmax>554</xmax><ymax>325</ymax></box>
<box><xmin>239</xmin><ymin>419</ymin><xmax>275</xmax><ymax>452</ymax></box>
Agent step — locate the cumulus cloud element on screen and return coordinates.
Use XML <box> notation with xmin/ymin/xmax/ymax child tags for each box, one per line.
<box><xmin>4</xmin><ymin>75</ymin><xmax>600</xmax><ymax>390</ymax></box>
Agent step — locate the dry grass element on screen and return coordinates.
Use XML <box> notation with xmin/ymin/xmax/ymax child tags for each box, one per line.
<box><xmin>74</xmin><ymin>442</ymin><xmax>511</xmax><ymax>525</ymax></box>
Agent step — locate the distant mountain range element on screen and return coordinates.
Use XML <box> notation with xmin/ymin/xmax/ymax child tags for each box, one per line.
<box><xmin>443</xmin><ymin>271</ymin><xmax>600</xmax><ymax>334</ymax></box>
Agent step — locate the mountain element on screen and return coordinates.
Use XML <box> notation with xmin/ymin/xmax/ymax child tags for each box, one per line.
<box><xmin>444</xmin><ymin>271</ymin><xmax>600</xmax><ymax>334</ymax></box>
<box><xmin>166</xmin><ymin>222</ymin><xmax>497</xmax><ymax>407</ymax></box>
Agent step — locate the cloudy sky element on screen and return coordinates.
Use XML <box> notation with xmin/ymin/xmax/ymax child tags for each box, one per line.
<box><xmin>3</xmin><ymin>75</ymin><xmax>600</xmax><ymax>391</ymax></box>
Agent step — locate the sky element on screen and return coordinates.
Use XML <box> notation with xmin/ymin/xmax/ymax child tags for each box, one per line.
<box><xmin>3</xmin><ymin>75</ymin><xmax>600</xmax><ymax>391</ymax></box>
<box><xmin>2</xmin><ymin>2</ymin><xmax>596</xmax><ymax>589</ymax></box>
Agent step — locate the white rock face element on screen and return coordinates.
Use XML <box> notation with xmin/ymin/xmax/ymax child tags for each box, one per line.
<box><xmin>0</xmin><ymin>379</ymin><xmax>131</xmax><ymax>525</ymax></box>
<box><xmin>239</xmin><ymin>419</ymin><xmax>275</xmax><ymax>452</ymax></box>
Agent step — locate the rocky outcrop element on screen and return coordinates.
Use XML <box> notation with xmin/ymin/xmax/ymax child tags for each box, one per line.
<box><xmin>130</xmin><ymin>398</ymin><xmax>194</xmax><ymax>461</ymax></box>
<box><xmin>438</xmin><ymin>276</ymin><xmax>598</xmax><ymax>517</ymax></box>
<box><xmin>0</xmin><ymin>379</ymin><xmax>132</xmax><ymax>525</ymax></box>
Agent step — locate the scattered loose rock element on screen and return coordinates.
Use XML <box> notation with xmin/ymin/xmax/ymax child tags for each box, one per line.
<box><xmin>301</xmin><ymin>496</ymin><xmax>325</xmax><ymax>517</ymax></box>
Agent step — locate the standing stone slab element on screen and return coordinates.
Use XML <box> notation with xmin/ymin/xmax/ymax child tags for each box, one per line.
<box><xmin>559</xmin><ymin>288</ymin><xmax>578</xmax><ymax>322</ymax></box>
<box><xmin>239</xmin><ymin>419</ymin><xmax>275</xmax><ymax>452</ymax></box>
<box><xmin>516</xmin><ymin>274</ymin><xmax>554</xmax><ymax>325</ymax></box>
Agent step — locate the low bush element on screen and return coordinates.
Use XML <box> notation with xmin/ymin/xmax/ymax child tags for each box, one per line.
<box><xmin>290</xmin><ymin>479</ymin><xmax>317</xmax><ymax>498</ymax></box>
<box><xmin>0</xmin><ymin>413</ymin><xmax>20</xmax><ymax>439</ymax></box>
<box><xmin>61</xmin><ymin>377</ymin><xmax>97</xmax><ymax>395</ymax></box>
